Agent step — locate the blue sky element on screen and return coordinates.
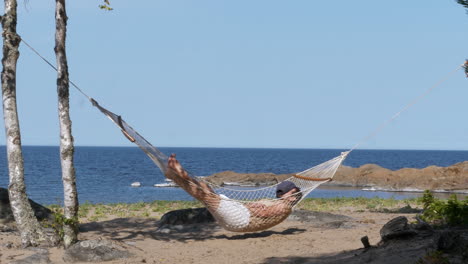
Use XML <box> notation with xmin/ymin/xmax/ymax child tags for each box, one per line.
<box><xmin>0</xmin><ymin>0</ymin><xmax>467</xmax><ymax>150</ymax></box>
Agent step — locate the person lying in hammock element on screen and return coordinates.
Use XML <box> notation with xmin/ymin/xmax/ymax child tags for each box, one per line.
<box><xmin>166</xmin><ymin>154</ymin><xmax>302</xmax><ymax>232</ymax></box>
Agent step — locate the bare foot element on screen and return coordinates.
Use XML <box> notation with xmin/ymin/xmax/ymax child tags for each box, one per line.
<box><xmin>167</xmin><ymin>153</ymin><xmax>184</xmax><ymax>175</ymax></box>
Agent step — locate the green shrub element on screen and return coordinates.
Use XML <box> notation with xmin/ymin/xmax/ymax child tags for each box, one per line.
<box><xmin>415</xmin><ymin>250</ymin><xmax>449</xmax><ymax>264</ymax></box>
<box><xmin>419</xmin><ymin>190</ymin><xmax>468</xmax><ymax>227</ymax></box>
<box><xmin>43</xmin><ymin>207</ymin><xmax>79</xmax><ymax>240</ymax></box>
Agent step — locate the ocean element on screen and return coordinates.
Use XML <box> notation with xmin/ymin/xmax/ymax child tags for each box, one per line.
<box><xmin>0</xmin><ymin>146</ymin><xmax>467</xmax><ymax>205</ymax></box>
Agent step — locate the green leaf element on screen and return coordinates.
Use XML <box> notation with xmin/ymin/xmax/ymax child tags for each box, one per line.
<box><xmin>99</xmin><ymin>0</ymin><xmax>113</xmax><ymax>11</ymax></box>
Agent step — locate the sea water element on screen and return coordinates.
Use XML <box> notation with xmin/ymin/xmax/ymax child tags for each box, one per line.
<box><xmin>0</xmin><ymin>146</ymin><xmax>467</xmax><ymax>205</ymax></box>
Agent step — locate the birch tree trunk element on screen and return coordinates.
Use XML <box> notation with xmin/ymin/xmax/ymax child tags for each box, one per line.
<box><xmin>55</xmin><ymin>0</ymin><xmax>79</xmax><ymax>248</ymax></box>
<box><xmin>1</xmin><ymin>0</ymin><xmax>58</xmax><ymax>247</ymax></box>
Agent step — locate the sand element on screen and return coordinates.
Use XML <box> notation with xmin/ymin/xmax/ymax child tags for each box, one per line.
<box><xmin>0</xmin><ymin>210</ymin><xmax>419</xmax><ymax>264</ymax></box>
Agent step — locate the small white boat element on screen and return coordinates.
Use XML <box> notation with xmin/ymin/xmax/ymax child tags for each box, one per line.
<box><xmin>223</xmin><ymin>182</ymin><xmax>241</xmax><ymax>186</ymax></box>
<box><xmin>131</xmin><ymin>182</ymin><xmax>141</xmax><ymax>187</ymax></box>
<box><xmin>154</xmin><ymin>181</ymin><xmax>179</xmax><ymax>187</ymax></box>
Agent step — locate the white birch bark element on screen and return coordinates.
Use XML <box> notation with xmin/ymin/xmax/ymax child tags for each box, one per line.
<box><xmin>1</xmin><ymin>0</ymin><xmax>58</xmax><ymax>247</ymax></box>
<box><xmin>55</xmin><ymin>0</ymin><xmax>79</xmax><ymax>248</ymax></box>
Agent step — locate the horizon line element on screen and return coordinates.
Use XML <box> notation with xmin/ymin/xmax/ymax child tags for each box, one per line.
<box><xmin>0</xmin><ymin>145</ymin><xmax>467</xmax><ymax>152</ymax></box>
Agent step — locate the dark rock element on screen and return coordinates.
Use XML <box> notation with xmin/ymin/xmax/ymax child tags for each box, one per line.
<box><xmin>361</xmin><ymin>236</ymin><xmax>371</xmax><ymax>248</ymax></box>
<box><xmin>395</xmin><ymin>205</ymin><xmax>422</xmax><ymax>214</ymax></box>
<box><xmin>0</xmin><ymin>188</ymin><xmax>15</xmax><ymax>224</ymax></box>
<box><xmin>10</xmin><ymin>253</ymin><xmax>51</xmax><ymax>264</ymax></box>
<box><xmin>11</xmin><ymin>248</ymin><xmax>51</xmax><ymax>264</ymax></box>
<box><xmin>376</xmin><ymin>205</ymin><xmax>422</xmax><ymax>214</ymax></box>
<box><xmin>63</xmin><ymin>240</ymin><xmax>130</xmax><ymax>263</ymax></box>
<box><xmin>435</xmin><ymin>230</ymin><xmax>460</xmax><ymax>251</ymax></box>
<box><xmin>413</xmin><ymin>216</ymin><xmax>433</xmax><ymax>232</ymax></box>
<box><xmin>158</xmin><ymin>207</ymin><xmax>215</xmax><ymax>226</ymax></box>
<box><xmin>0</xmin><ymin>187</ymin><xmax>54</xmax><ymax>225</ymax></box>
<box><xmin>380</xmin><ymin>216</ymin><xmax>417</xmax><ymax>241</ymax></box>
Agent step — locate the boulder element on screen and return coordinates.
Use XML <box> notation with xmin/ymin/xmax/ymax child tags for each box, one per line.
<box><xmin>435</xmin><ymin>230</ymin><xmax>460</xmax><ymax>251</ymax></box>
<box><xmin>158</xmin><ymin>207</ymin><xmax>214</xmax><ymax>226</ymax></box>
<box><xmin>380</xmin><ymin>216</ymin><xmax>417</xmax><ymax>241</ymax></box>
<box><xmin>63</xmin><ymin>240</ymin><xmax>130</xmax><ymax>263</ymax></box>
<box><xmin>0</xmin><ymin>187</ymin><xmax>55</xmax><ymax>225</ymax></box>
<box><xmin>10</xmin><ymin>248</ymin><xmax>51</xmax><ymax>264</ymax></box>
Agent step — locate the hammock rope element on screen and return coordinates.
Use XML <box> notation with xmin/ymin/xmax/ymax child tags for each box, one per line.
<box><xmin>92</xmin><ymin>99</ymin><xmax>348</xmax><ymax>231</ymax></box>
<box><xmin>19</xmin><ymin>37</ymin><xmax>467</xmax><ymax>232</ymax></box>
<box><xmin>349</xmin><ymin>63</ymin><xmax>466</xmax><ymax>151</ymax></box>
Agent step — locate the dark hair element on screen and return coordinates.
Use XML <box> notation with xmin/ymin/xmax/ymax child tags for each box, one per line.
<box><xmin>276</xmin><ymin>181</ymin><xmax>300</xmax><ymax>198</ymax></box>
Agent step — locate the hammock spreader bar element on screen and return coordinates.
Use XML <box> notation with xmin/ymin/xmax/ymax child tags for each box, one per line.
<box><xmin>292</xmin><ymin>174</ymin><xmax>332</xmax><ymax>182</ymax></box>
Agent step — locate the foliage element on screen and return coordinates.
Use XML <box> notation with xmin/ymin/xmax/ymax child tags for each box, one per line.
<box><xmin>415</xmin><ymin>250</ymin><xmax>450</xmax><ymax>264</ymax></box>
<box><xmin>48</xmin><ymin>197</ymin><xmax>424</xmax><ymax>222</ymax></box>
<box><xmin>63</xmin><ymin>198</ymin><xmax>419</xmax><ymax>222</ymax></box>
<box><xmin>457</xmin><ymin>0</ymin><xmax>468</xmax><ymax>10</ymax></box>
<box><xmin>99</xmin><ymin>0</ymin><xmax>113</xmax><ymax>11</ymax></box>
<box><xmin>66</xmin><ymin>200</ymin><xmax>202</xmax><ymax>222</ymax></box>
<box><xmin>43</xmin><ymin>207</ymin><xmax>79</xmax><ymax>241</ymax></box>
<box><xmin>419</xmin><ymin>190</ymin><xmax>468</xmax><ymax>227</ymax></box>
<box><xmin>297</xmin><ymin>197</ymin><xmax>419</xmax><ymax>212</ymax></box>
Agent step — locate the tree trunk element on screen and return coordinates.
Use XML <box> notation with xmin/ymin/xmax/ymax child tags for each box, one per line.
<box><xmin>1</xmin><ymin>0</ymin><xmax>58</xmax><ymax>247</ymax></box>
<box><xmin>55</xmin><ymin>0</ymin><xmax>79</xmax><ymax>248</ymax></box>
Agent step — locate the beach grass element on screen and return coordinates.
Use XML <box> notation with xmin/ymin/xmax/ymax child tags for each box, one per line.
<box><xmin>48</xmin><ymin>197</ymin><xmax>422</xmax><ymax>222</ymax></box>
<box><xmin>71</xmin><ymin>200</ymin><xmax>203</xmax><ymax>222</ymax></box>
<box><xmin>297</xmin><ymin>197</ymin><xmax>421</xmax><ymax>213</ymax></box>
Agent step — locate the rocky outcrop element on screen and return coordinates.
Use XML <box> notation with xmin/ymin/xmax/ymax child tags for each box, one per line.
<box><xmin>262</xmin><ymin>215</ymin><xmax>468</xmax><ymax>264</ymax></box>
<box><xmin>157</xmin><ymin>207</ymin><xmax>215</xmax><ymax>227</ymax></box>
<box><xmin>205</xmin><ymin>171</ymin><xmax>291</xmax><ymax>186</ymax></box>
<box><xmin>333</xmin><ymin>161</ymin><xmax>468</xmax><ymax>191</ymax></box>
<box><xmin>374</xmin><ymin>216</ymin><xmax>468</xmax><ymax>264</ymax></box>
<box><xmin>204</xmin><ymin>161</ymin><xmax>468</xmax><ymax>192</ymax></box>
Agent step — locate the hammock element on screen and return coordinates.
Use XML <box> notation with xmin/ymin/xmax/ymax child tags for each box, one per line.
<box><xmin>91</xmin><ymin>99</ymin><xmax>348</xmax><ymax>232</ymax></box>
<box><xmin>19</xmin><ymin>37</ymin><xmax>465</xmax><ymax>232</ymax></box>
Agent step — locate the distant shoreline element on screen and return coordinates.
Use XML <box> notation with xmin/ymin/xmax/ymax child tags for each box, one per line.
<box><xmin>151</xmin><ymin>179</ymin><xmax>468</xmax><ymax>195</ymax></box>
<box><xmin>201</xmin><ymin>161</ymin><xmax>468</xmax><ymax>194</ymax></box>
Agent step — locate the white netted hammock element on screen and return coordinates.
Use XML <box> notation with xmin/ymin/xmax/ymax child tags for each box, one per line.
<box><xmin>92</xmin><ymin>100</ymin><xmax>349</xmax><ymax>232</ymax></box>
<box><xmin>20</xmin><ymin>36</ymin><xmax>465</xmax><ymax>233</ymax></box>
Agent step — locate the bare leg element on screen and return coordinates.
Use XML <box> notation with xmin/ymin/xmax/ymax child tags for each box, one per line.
<box><xmin>166</xmin><ymin>154</ymin><xmax>220</xmax><ymax>209</ymax></box>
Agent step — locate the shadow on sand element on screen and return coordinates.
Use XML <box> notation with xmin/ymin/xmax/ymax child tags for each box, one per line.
<box><xmin>262</xmin><ymin>250</ymin><xmax>366</xmax><ymax>264</ymax></box>
<box><xmin>80</xmin><ymin>217</ymin><xmax>306</xmax><ymax>243</ymax></box>
<box><xmin>261</xmin><ymin>228</ymin><xmax>468</xmax><ymax>264</ymax></box>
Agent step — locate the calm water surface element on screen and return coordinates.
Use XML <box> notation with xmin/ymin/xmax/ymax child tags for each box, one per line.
<box><xmin>0</xmin><ymin>146</ymin><xmax>467</xmax><ymax>205</ymax></box>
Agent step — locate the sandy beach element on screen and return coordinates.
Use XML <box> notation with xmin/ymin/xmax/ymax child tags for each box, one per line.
<box><xmin>0</xmin><ymin>207</ymin><xmax>421</xmax><ymax>264</ymax></box>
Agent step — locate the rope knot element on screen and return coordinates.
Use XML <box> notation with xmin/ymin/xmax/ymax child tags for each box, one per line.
<box><xmin>90</xmin><ymin>98</ymin><xmax>99</xmax><ymax>107</ymax></box>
